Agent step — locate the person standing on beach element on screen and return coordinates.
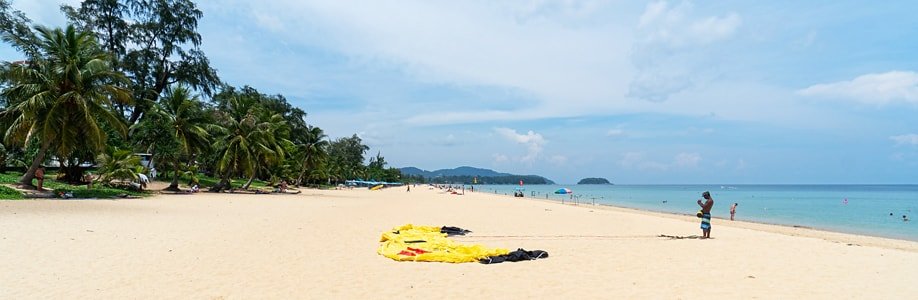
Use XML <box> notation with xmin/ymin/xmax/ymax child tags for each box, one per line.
<box><xmin>35</xmin><ymin>166</ymin><xmax>45</xmax><ymax>191</ymax></box>
<box><xmin>697</xmin><ymin>191</ymin><xmax>714</xmax><ymax>238</ymax></box>
<box><xmin>730</xmin><ymin>203</ymin><xmax>738</xmax><ymax>221</ymax></box>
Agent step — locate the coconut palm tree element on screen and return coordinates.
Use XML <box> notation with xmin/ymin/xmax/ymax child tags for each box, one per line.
<box><xmin>95</xmin><ymin>147</ymin><xmax>140</xmax><ymax>184</ymax></box>
<box><xmin>212</xmin><ymin>95</ymin><xmax>267</xmax><ymax>191</ymax></box>
<box><xmin>134</xmin><ymin>85</ymin><xmax>212</xmax><ymax>191</ymax></box>
<box><xmin>295</xmin><ymin>125</ymin><xmax>328</xmax><ymax>186</ymax></box>
<box><xmin>1</xmin><ymin>25</ymin><xmax>130</xmax><ymax>189</ymax></box>
<box><xmin>240</xmin><ymin>111</ymin><xmax>288</xmax><ymax>190</ymax></box>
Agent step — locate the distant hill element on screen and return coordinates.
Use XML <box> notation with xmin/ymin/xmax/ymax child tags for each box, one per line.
<box><xmin>400</xmin><ymin>166</ymin><xmax>554</xmax><ymax>184</ymax></box>
<box><xmin>400</xmin><ymin>166</ymin><xmax>511</xmax><ymax>178</ymax></box>
<box><xmin>577</xmin><ymin>177</ymin><xmax>612</xmax><ymax>184</ymax></box>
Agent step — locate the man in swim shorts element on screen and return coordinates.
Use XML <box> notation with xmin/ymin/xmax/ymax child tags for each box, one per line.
<box><xmin>697</xmin><ymin>191</ymin><xmax>714</xmax><ymax>239</ymax></box>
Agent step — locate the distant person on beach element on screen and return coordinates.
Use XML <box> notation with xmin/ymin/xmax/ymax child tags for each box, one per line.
<box><xmin>83</xmin><ymin>172</ymin><xmax>94</xmax><ymax>189</ymax></box>
<box><xmin>407</xmin><ymin>184</ymin><xmax>410</xmax><ymax>192</ymax></box>
<box><xmin>35</xmin><ymin>166</ymin><xmax>45</xmax><ymax>191</ymax></box>
<box><xmin>137</xmin><ymin>173</ymin><xmax>149</xmax><ymax>190</ymax></box>
<box><xmin>730</xmin><ymin>203</ymin><xmax>738</xmax><ymax>221</ymax></box>
<box><xmin>697</xmin><ymin>191</ymin><xmax>714</xmax><ymax>239</ymax></box>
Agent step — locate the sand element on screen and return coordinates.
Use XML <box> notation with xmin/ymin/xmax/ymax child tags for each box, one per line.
<box><xmin>2</xmin><ymin>186</ymin><xmax>917</xmax><ymax>299</ymax></box>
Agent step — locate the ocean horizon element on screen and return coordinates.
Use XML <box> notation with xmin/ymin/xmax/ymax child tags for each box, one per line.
<box><xmin>473</xmin><ymin>184</ymin><xmax>918</xmax><ymax>241</ymax></box>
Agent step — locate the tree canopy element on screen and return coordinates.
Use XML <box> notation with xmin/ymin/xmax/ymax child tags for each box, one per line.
<box><xmin>0</xmin><ymin>0</ymin><xmax>405</xmax><ymax>192</ymax></box>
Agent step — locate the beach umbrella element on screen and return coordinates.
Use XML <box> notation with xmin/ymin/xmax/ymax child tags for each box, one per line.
<box><xmin>554</xmin><ymin>188</ymin><xmax>572</xmax><ymax>194</ymax></box>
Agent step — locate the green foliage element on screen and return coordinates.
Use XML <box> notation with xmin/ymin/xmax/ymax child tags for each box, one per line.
<box><xmin>96</xmin><ymin>148</ymin><xmax>140</xmax><ymax>184</ymax></box>
<box><xmin>2</xmin><ymin>171</ymin><xmax>144</xmax><ymax>199</ymax></box>
<box><xmin>63</xmin><ymin>0</ymin><xmax>220</xmax><ymax>124</ymax></box>
<box><xmin>0</xmin><ymin>184</ymin><xmax>23</xmax><ymax>199</ymax></box>
<box><xmin>327</xmin><ymin>134</ymin><xmax>370</xmax><ymax>182</ymax></box>
<box><xmin>2</xmin><ymin>24</ymin><xmax>130</xmax><ymax>186</ymax></box>
<box><xmin>1</xmin><ymin>2</ymin><xmax>405</xmax><ymax>190</ymax></box>
<box><xmin>52</xmin><ymin>186</ymin><xmax>143</xmax><ymax>198</ymax></box>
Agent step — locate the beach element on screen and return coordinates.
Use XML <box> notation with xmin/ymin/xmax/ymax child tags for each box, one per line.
<box><xmin>2</xmin><ymin>186</ymin><xmax>917</xmax><ymax>299</ymax></box>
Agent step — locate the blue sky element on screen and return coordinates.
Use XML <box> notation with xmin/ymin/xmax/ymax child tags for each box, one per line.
<box><xmin>4</xmin><ymin>0</ymin><xmax>918</xmax><ymax>184</ymax></box>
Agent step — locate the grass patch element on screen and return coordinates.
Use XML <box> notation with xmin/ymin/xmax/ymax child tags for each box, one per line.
<box><xmin>1</xmin><ymin>171</ymin><xmax>147</xmax><ymax>199</ymax></box>
<box><xmin>0</xmin><ymin>185</ymin><xmax>24</xmax><ymax>200</ymax></box>
<box><xmin>0</xmin><ymin>172</ymin><xmax>20</xmax><ymax>184</ymax></box>
<box><xmin>52</xmin><ymin>186</ymin><xmax>144</xmax><ymax>198</ymax></box>
<box><xmin>156</xmin><ymin>173</ymin><xmax>271</xmax><ymax>189</ymax></box>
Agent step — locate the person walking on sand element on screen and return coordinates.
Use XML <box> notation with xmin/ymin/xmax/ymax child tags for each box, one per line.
<box><xmin>730</xmin><ymin>203</ymin><xmax>738</xmax><ymax>221</ymax></box>
<box><xmin>697</xmin><ymin>191</ymin><xmax>714</xmax><ymax>239</ymax></box>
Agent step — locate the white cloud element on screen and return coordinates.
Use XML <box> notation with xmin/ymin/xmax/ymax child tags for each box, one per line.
<box><xmin>606</xmin><ymin>128</ymin><xmax>626</xmax><ymax>137</ymax></box>
<box><xmin>494</xmin><ymin>127</ymin><xmax>546</xmax><ymax>163</ymax></box>
<box><xmin>629</xmin><ymin>1</ymin><xmax>742</xmax><ymax>102</ymax></box>
<box><xmin>12</xmin><ymin>0</ymin><xmax>80</xmax><ymax>26</ymax></box>
<box><xmin>890</xmin><ymin>134</ymin><xmax>918</xmax><ymax>146</ymax></box>
<box><xmin>674</xmin><ymin>152</ymin><xmax>701</xmax><ymax>167</ymax></box>
<box><xmin>493</xmin><ymin>153</ymin><xmax>509</xmax><ymax>163</ymax></box>
<box><xmin>689</xmin><ymin>13</ymin><xmax>741</xmax><ymax>44</ymax></box>
<box><xmin>432</xmin><ymin>134</ymin><xmax>458</xmax><ymax>146</ymax></box>
<box><xmin>637</xmin><ymin>1</ymin><xmax>741</xmax><ymax>48</ymax></box>
<box><xmin>253</xmin><ymin>11</ymin><xmax>285</xmax><ymax>31</ymax></box>
<box><xmin>798</xmin><ymin>71</ymin><xmax>918</xmax><ymax>105</ymax></box>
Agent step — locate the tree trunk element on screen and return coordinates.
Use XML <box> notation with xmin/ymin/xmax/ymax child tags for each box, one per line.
<box><xmin>143</xmin><ymin>144</ymin><xmax>156</xmax><ymax>175</ymax></box>
<box><xmin>242</xmin><ymin>173</ymin><xmax>255</xmax><ymax>190</ymax></box>
<box><xmin>18</xmin><ymin>140</ymin><xmax>50</xmax><ymax>189</ymax></box>
<box><xmin>60</xmin><ymin>159</ymin><xmax>84</xmax><ymax>184</ymax></box>
<box><xmin>210</xmin><ymin>177</ymin><xmax>231</xmax><ymax>193</ymax></box>
<box><xmin>165</xmin><ymin>160</ymin><xmax>181</xmax><ymax>191</ymax></box>
<box><xmin>295</xmin><ymin>154</ymin><xmax>310</xmax><ymax>186</ymax></box>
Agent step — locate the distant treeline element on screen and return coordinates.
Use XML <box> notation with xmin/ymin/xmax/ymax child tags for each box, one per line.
<box><xmin>403</xmin><ymin>175</ymin><xmax>554</xmax><ymax>185</ymax></box>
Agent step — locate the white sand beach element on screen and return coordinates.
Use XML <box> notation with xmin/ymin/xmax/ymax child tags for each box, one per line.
<box><xmin>2</xmin><ymin>186</ymin><xmax>917</xmax><ymax>299</ymax></box>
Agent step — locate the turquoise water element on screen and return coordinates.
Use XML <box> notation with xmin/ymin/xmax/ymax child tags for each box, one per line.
<box><xmin>473</xmin><ymin>184</ymin><xmax>918</xmax><ymax>241</ymax></box>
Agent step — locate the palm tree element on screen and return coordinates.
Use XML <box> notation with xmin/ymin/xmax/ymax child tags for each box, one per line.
<box><xmin>135</xmin><ymin>85</ymin><xmax>212</xmax><ymax>191</ymax></box>
<box><xmin>1</xmin><ymin>25</ymin><xmax>130</xmax><ymax>189</ymax></box>
<box><xmin>295</xmin><ymin>125</ymin><xmax>328</xmax><ymax>186</ymax></box>
<box><xmin>95</xmin><ymin>147</ymin><xmax>140</xmax><ymax>184</ymax></box>
<box><xmin>212</xmin><ymin>95</ymin><xmax>268</xmax><ymax>191</ymax></box>
<box><xmin>240</xmin><ymin>111</ymin><xmax>288</xmax><ymax>190</ymax></box>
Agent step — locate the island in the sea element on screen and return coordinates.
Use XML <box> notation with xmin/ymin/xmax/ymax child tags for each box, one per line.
<box><xmin>577</xmin><ymin>177</ymin><xmax>612</xmax><ymax>184</ymax></box>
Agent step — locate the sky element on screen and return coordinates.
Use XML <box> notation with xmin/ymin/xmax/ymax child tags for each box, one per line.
<box><xmin>4</xmin><ymin>0</ymin><xmax>918</xmax><ymax>184</ymax></box>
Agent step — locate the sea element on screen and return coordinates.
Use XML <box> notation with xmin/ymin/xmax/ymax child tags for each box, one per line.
<box><xmin>472</xmin><ymin>184</ymin><xmax>918</xmax><ymax>241</ymax></box>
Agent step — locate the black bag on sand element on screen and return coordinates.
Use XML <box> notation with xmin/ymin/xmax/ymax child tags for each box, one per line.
<box><xmin>480</xmin><ymin>248</ymin><xmax>549</xmax><ymax>264</ymax></box>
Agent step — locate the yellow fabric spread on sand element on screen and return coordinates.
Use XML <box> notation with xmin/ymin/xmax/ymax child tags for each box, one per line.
<box><xmin>378</xmin><ymin>224</ymin><xmax>510</xmax><ymax>263</ymax></box>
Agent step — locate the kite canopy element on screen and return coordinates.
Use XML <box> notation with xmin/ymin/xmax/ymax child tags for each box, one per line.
<box><xmin>554</xmin><ymin>188</ymin><xmax>572</xmax><ymax>194</ymax></box>
<box><xmin>378</xmin><ymin>224</ymin><xmax>509</xmax><ymax>263</ymax></box>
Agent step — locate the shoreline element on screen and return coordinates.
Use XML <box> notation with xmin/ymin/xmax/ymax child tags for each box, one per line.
<box><xmin>475</xmin><ymin>187</ymin><xmax>918</xmax><ymax>245</ymax></box>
